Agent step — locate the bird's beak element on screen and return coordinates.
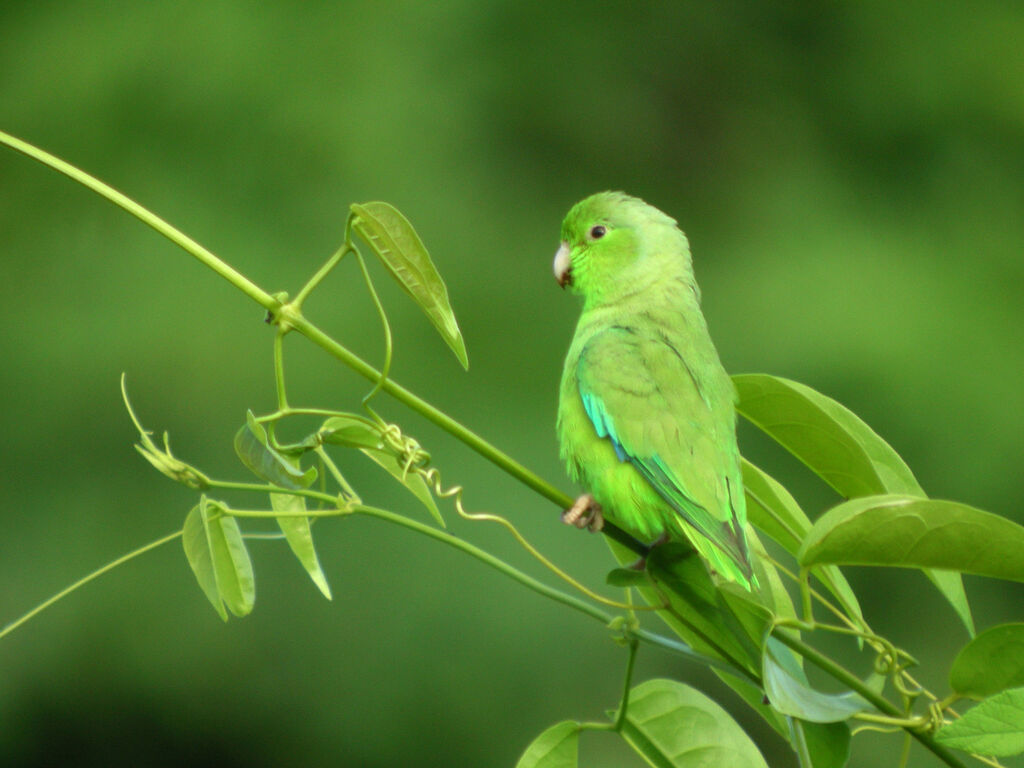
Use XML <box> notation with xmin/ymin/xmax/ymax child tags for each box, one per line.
<box><xmin>553</xmin><ymin>242</ymin><xmax>572</xmax><ymax>288</ymax></box>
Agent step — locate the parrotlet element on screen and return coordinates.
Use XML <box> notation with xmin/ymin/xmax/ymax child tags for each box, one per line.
<box><xmin>554</xmin><ymin>192</ymin><xmax>755</xmax><ymax>589</ymax></box>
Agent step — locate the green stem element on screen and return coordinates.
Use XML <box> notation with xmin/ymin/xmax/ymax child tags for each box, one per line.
<box><xmin>630</xmin><ymin>628</ymin><xmax>745</xmax><ymax>676</ymax></box>
<box><xmin>353</xmin><ymin>249</ymin><xmax>394</xmax><ymax>413</ymax></box>
<box><xmin>224</xmin><ymin>507</ymin><xmax>349</xmax><ymax>519</ymax></box>
<box><xmin>0</xmin><ymin>131</ymin><xmax>276</xmax><ymax>312</ymax></box>
<box><xmin>273</xmin><ymin>330</ymin><xmax>289</xmax><ymax>410</ymax></box>
<box><xmin>291</xmin><ymin>236</ymin><xmax>352</xmax><ymax>311</ymax></box>
<box><xmin>206</xmin><ymin>480</ymin><xmax>338</xmax><ymax>504</ymax></box>
<box><xmin>257</xmin><ymin>407</ymin><xmax>349</xmax><ymax>421</ymax></box>
<box><xmin>353</xmin><ymin>504</ymin><xmax>616</xmax><ymax>625</ymax></box>
<box><xmin>0</xmin><ymin>130</ymin><xmax>644</xmax><ymax>556</ymax></box>
<box><xmin>799</xmin><ymin>568</ymin><xmax>813</xmax><ymax>624</ymax></box>
<box><xmin>773</xmin><ymin>632</ymin><xmax>967</xmax><ymax>768</ymax></box>
<box><xmin>0</xmin><ymin>530</ymin><xmax>182</xmax><ymax>640</ymax></box>
<box><xmin>612</xmin><ymin>637</ymin><xmax>640</xmax><ymax>731</ymax></box>
<box><xmin>312</xmin><ymin>445</ymin><xmax>360</xmax><ymax>502</ymax></box>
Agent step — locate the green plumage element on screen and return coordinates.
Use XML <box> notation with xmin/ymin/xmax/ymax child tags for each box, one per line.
<box><xmin>554</xmin><ymin>192</ymin><xmax>756</xmax><ymax>589</ymax></box>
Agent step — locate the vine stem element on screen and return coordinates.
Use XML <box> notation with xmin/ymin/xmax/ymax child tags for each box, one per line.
<box><xmin>0</xmin><ymin>131</ymin><xmax>272</xmax><ymax>310</ymax></box>
<box><xmin>0</xmin><ymin>129</ymin><xmax>643</xmax><ymax>556</ymax></box>
<box><xmin>353</xmin><ymin>504</ymin><xmax>610</xmax><ymax>622</ymax></box>
<box><xmin>612</xmin><ymin>636</ymin><xmax>640</xmax><ymax>731</ymax></box>
<box><xmin>0</xmin><ymin>530</ymin><xmax>183</xmax><ymax>640</ymax></box>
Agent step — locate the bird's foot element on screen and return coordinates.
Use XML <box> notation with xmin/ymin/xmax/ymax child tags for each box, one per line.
<box><xmin>561</xmin><ymin>494</ymin><xmax>604</xmax><ymax>532</ymax></box>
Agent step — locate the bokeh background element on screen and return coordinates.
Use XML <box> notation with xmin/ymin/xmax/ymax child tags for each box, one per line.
<box><xmin>2</xmin><ymin>2</ymin><xmax>1022</xmax><ymax>766</ymax></box>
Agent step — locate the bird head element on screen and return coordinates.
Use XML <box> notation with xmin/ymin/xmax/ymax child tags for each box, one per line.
<box><xmin>553</xmin><ymin>192</ymin><xmax>692</xmax><ymax>306</ymax></box>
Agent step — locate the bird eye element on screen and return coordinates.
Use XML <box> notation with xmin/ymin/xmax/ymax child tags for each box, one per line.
<box><xmin>589</xmin><ymin>225</ymin><xmax>607</xmax><ymax>239</ymax></box>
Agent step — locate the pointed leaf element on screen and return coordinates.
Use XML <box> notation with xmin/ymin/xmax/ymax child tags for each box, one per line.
<box><xmin>742</xmin><ymin>460</ymin><xmax>862</xmax><ymax>628</ymax></box>
<box><xmin>515</xmin><ymin>721</ymin><xmax>580</xmax><ymax>768</ymax></box>
<box><xmin>320</xmin><ymin>414</ymin><xmax>386</xmax><ymax>451</ymax></box>
<box><xmin>935</xmin><ymin>687</ymin><xmax>1024</xmax><ymax>757</ymax></box>
<box><xmin>733</xmin><ymin>374</ymin><xmax>923</xmax><ymax>498</ymax></box>
<box><xmin>797</xmin><ymin>492</ymin><xmax>978</xmax><ymax>633</ymax></box>
<box><xmin>361</xmin><ymin>446</ymin><xmax>444</xmax><ymax>527</ymax></box>
<box><xmin>618</xmin><ymin>679</ymin><xmax>768</xmax><ymax>768</ymax></box>
<box><xmin>202</xmin><ymin>497</ymin><xmax>255</xmax><ymax>617</ymax></box>
<box><xmin>351</xmin><ymin>201</ymin><xmax>468</xmax><ymax>369</ymax></box>
<box><xmin>182</xmin><ymin>504</ymin><xmax>228</xmax><ymax>621</ymax></box>
<box><xmin>764</xmin><ymin>638</ymin><xmax>871</xmax><ymax>723</ymax></box>
<box><xmin>799</xmin><ymin>495</ymin><xmax>1024</xmax><ymax>582</ymax></box>
<box><xmin>951</xmin><ymin>624</ymin><xmax>1024</xmax><ymax>700</ymax></box>
<box><xmin>272</xmin><ymin>492</ymin><xmax>332</xmax><ymax>600</ymax></box>
<box><xmin>235</xmin><ymin>411</ymin><xmax>316</xmax><ymax>489</ymax></box>
<box><xmin>790</xmin><ymin>720</ymin><xmax>851</xmax><ymax>768</ymax></box>
<box><xmin>735</xmin><ymin>376</ymin><xmax>973</xmax><ymax>630</ymax></box>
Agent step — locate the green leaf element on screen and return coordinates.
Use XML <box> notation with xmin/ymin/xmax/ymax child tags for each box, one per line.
<box><xmin>950</xmin><ymin>624</ymin><xmax>1024</xmax><ymax>699</ymax></box>
<box><xmin>182</xmin><ymin>504</ymin><xmax>227</xmax><ymax>621</ymax></box>
<box><xmin>733</xmin><ymin>374</ymin><xmax>923</xmax><ymax>498</ymax></box>
<box><xmin>351</xmin><ymin>201</ymin><xmax>468</xmax><ymax>370</ymax></box>
<box><xmin>618</xmin><ymin>679</ymin><xmax>768</xmax><ymax>768</ymax></box>
<box><xmin>735</xmin><ymin>376</ymin><xmax>974</xmax><ymax>632</ymax></box>
<box><xmin>182</xmin><ymin>497</ymin><xmax>255</xmax><ymax>619</ymax></box>
<box><xmin>763</xmin><ymin>638</ymin><xmax>870</xmax><ymax>723</ymax></box>
<box><xmin>272</xmin><ymin>492</ymin><xmax>332</xmax><ymax>600</ymax></box>
<box><xmin>202</xmin><ymin>497</ymin><xmax>255</xmax><ymax>617</ymax></box>
<box><xmin>234</xmin><ymin>411</ymin><xmax>316</xmax><ymax>489</ymax></box>
<box><xmin>799</xmin><ymin>495</ymin><xmax>1024</xmax><ymax>582</ymax></box>
<box><xmin>790</xmin><ymin>720</ymin><xmax>851</xmax><ymax>768</ymax></box>
<box><xmin>742</xmin><ymin>460</ymin><xmax>863</xmax><ymax>628</ymax></box>
<box><xmin>935</xmin><ymin>686</ymin><xmax>1024</xmax><ymax>757</ymax></box>
<box><xmin>515</xmin><ymin>721</ymin><xmax>579</xmax><ymax>768</ymax></box>
<box><xmin>606</xmin><ymin>568</ymin><xmax>648</xmax><ymax>587</ymax></box>
<box><xmin>361</xmin><ymin>446</ymin><xmax>444</xmax><ymax>527</ymax></box>
<box><xmin>320</xmin><ymin>414</ymin><xmax>386</xmax><ymax>451</ymax></box>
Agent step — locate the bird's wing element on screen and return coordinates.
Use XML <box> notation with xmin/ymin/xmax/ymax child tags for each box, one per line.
<box><xmin>577</xmin><ymin>326</ymin><xmax>751</xmax><ymax>579</ymax></box>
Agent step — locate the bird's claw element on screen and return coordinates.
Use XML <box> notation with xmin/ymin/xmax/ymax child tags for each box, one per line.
<box><xmin>561</xmin><ymin>494</ymin><xmax>604</xmax><ymax>532</ymax></box>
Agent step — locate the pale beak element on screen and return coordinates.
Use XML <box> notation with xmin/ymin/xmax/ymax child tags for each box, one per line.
<box><xmin>553</xmin><ymin>242</ymin><xmax>571</xmax><ymax>288</ymax></box>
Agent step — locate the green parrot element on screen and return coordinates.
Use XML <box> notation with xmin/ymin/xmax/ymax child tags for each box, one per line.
<box><xmin>554</xmin><ymin>191</ymin><xmax>756</xmax><ymax>590</ymax></box>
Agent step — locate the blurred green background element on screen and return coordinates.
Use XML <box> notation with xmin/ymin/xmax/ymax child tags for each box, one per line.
<box><xmin>2</xmin><ymin>2</ymin><xmax>1022</xmax><ymax>766</ymax></box>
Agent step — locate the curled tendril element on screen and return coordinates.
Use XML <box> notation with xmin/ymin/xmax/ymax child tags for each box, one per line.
<box><xmin>921</xmin><ymin>702</ymin><xmax>947</xmax><ymax>735</ymax></box>
<box><xmin>375</xmin><ymin>419</ymin><xmax>654</xmax><ymax>612</ymax></box>
<box><xmin>379</xmin><ymin>421</ymin><xmax>430</xmax><ymax>473</ymax></box>
<box><xmin>872</xmin><ymin>647</ymin><xmax>896</xmax><ymax>676</ymax></box>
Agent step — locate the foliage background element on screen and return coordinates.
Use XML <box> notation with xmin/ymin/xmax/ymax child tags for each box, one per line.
<box><xmin>1</xmin><ymin>2</ymin><xmax>1022</xmax><ymax>766</ymax></box>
